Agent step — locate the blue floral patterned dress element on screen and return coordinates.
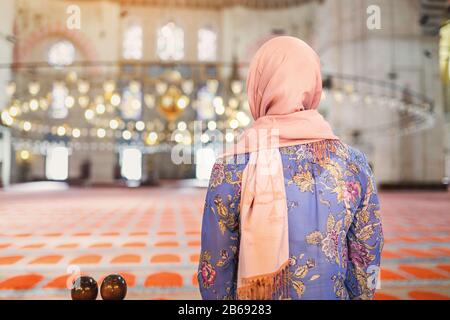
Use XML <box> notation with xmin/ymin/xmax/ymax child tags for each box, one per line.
<box><xmin>198</xmin><ymin>141</ymin><xmax>383</xmax><ymax>300</ymax></box>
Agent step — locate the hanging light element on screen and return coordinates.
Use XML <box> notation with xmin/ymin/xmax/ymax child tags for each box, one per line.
<box><xmin>236</xmin><ymin>111</ymin><xmax>251</xmax><ymax>126</ymax></box>
<box><xmin>96</xmin><ymin>103</ymin><xmax>106</xmax><ymax>114</ymax></box>
<box><xmin>201</xmin><ymin>133</ymin><xmax>210</xmax><ymax>143</ymax></box>
<box><xmin>1</xmin><ymin>111</ymin><xmax>13</xmax><ymax>126</ymax></box>
<box><xmin>97</xmin><ymin>128</ymin><xmax>106</xmax><ymax>138</ymax></box>
<box><xmin>206</xmin><ymin>79</ymin><xmax>219</xmax><ymax>94</ymax></box>
<box><xmin>181</xmin><ymin>80</ymin><xmax>194</xmax><ymax>95</ymax></box>
<box><xmin>110</xmin><ymin>93</ymin><xmax>121</xmax><ymax>107</ymax></box>
<box><xmin>177</xmin><ymin>121</ymin><xmax>187</xmax><ymax>131</ymax></box>
<box><xmin>103</xmin><ymin>80</ymin><xmax>116</xmax><ymax>93</ymax></box>
<box><xmin>66</xmin><ymin>71</ymin><xmax>78</xmax><ymax>83</ymax></box>
<box><xmin>131</xmin><ymin>99</ymin><xmax>142</xmax><ymax>110</ymax></box>
<box><xmin>135</xmin><ymin>121</ymin><xmax>145</xmax><ymax>131</ymax></box>
<box><xmin>207</xmin><ymin>121</ymin><xmax>217</xmax><ymax>131</ymax></box>
<box><xmin>109</xmin><ymin>119</ymin><xmax>119</xmax><ymax>130</ymax></box>
<box><xmin>65</xmin><ymin>96</ymin><xmax>75</xmax><ymax>109</ymax></box>
<box><xmin>20</xmin><ymin>150</ymin><xmax>30</xmax><ymax>161</ymax></box>
<box><xmin>28</xmin><ymin>81</ymin><xmax>40</xmax><ymax>96</ymax></box>
<box><xmin>122</xmin><ymin>130</ymin><xmax>132</xmax><ymax>140</ymax></box>
<box><xmin>147</xmin><ymin>131</ymin><xmax>158</xmax><ymax>145</ymax></box>
<box><xmin>156</xmin><ymin>81</ymin><xmax>168</xmax><ymax>95</ymax></box>
<box><xmin>174</xmin><ymin>132</ymin><xmax>184</xmax><ymax>143</ymax></box>
<box><xmin>84</xmin><ymin>109</ymin><xmax>95</xmax><ymax>120</ymax></box>
<box><xmin>78</xmin><ymin>80</ymin><xmax>90</xmax><ymax>94</ymax></box>
<box><xmin>129</xmin><ymin>80</ymin><xmax>141</xmax><ymax>93</ymax></box>
<box><xmin>229</xmin><ymin>119</ymin><xmax>239</xmax><ymax>129</ymax></box>
<box><xmin>72</xmin><ymin>128</ymin><xmax>81</xmax><ymax>138</ymax></box>
<box><xmin>9</xmin><ymin>106</ymin><xmax>20</xmax><ymax>117</ymax></box>
<box><xmin>144</xmin><ymin>94</ymin><xmax>155</xmax><ymax>108</ymax></box>
<box><xmin>57</xmin><ymin>126</ymin><xmax>66</xmax><ymax>136</ymax></box>
<box><xmin>231</xmin><ymin>80</ymin><xmax>243</xmax><ymax>95</ymax></box>
<box><xmin>183</xmin><ymin>134</ymin><xmax>192</xmax><ymax>145</ymax></box>
<box><xmin>176</xmin><ymin>95</ymin><xmax>189</xmax><ymax>109</ymax></box>
<box><xmin>333</xmin><ymin>91</ymin><xmax>344</xmax><ymax>103</ymax></box>
<box><xmin>6</xmin><ymin>82</ymin><xmax>16</xmax><ymax>96</ymax></box>
<box><xmin>39</xmin><ymin>98</ymin><xmax>49</xmax><ymax>110</ymax></box>
<box><xmin>225</xmin><ymin>132</ymin><xmax>234</xmax><ymax>142</ymax></box>
<box><xmin>23</xmin><ymin>121</ymin><xmax>32</xmax><ymax>132</ymax></box>
<box><xmin>229</xmin><ymin>97</ymin><xmax>239</xmax><ymax>109</ymax></box>
<box><xmin>29</xmin><ymin>99</ymin><xmax>39</xmax><ymax>111</ymax></box>
<box><xmin>78</xmin><ymin>96</ymin><xmax>90</xmax><ymax>108</ymax></box>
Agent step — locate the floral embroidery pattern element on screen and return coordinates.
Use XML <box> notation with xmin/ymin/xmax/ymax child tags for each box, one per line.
<box><xmin>198</xmin><ymin>141</ymin><xmax>383</xmax><ymax>300</ymax></box>
<box><xmin>199</xmin><ymin>251</ymin><xmax>216</xmax><ymax>289</ymax></box>
<box><xmin>306</xmin><ymin>214</ymin><xmax>346</xmax><ymax>266</ymax></box>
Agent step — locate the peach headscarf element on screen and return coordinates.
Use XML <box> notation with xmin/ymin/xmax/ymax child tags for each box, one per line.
<box><xmin>228</xmin><ymin>36</ymin><xmax>339</xmax><ymax>300</ymax></box>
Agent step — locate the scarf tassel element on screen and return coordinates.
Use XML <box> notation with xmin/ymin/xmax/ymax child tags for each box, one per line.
<box><xmin>236</xmin><ymin>261</ymin><xmax>290</xmax><ymax>300</ymax></box>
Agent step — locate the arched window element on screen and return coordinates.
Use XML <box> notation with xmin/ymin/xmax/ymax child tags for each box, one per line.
<box><xmin>157</xmin><ymin>22</ymin><xmax>184</xmax><ymax>61</ymax></box>
<box><xmin>198</xmin><ymin>27</ymin><xmax>217</xmax><ymax>61</ymax></box>
<box><xmin>123</xmin><ymin>21</ymin><xmax>143</xmax><ymax>60</ymax></box>
<box><xmin>48</xmin><ymin>40</ymin><xmax>75</xmax><ymax>67</ymax></box>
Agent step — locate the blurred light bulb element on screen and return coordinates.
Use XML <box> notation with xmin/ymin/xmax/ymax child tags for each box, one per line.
<box><xmin>72</xmin><ymin>128</ymin><xmax>81</xmax><ymax>138</ymax></box>
<box><xmin>29</xmin><ymin>99</ymin><xmax>39</xmax><ymax>111</ymax></box>
<box><xmin>156</xmin><ymin>82</ymin><xmax>168</xmax><ymax>95</ymax></box>
<box><xmin>85</xmin><ymin>109</ymin><xmax>95</xmax><ymax>120</ymax></box>
<box><xmin>207</xmin><ymin>121</ymin><xmax>217</xmax><ymax>131</ymax></box>
<box><xmin>177</xmin><ymin>96</ymin><xmax>189</xmax><ymax>109</ymax></box>
<box><xmin>78</xmin><ymin>96</ymin><xmax>89</xmax><ymax>108</ymax></box>
<box><xmin>181</xmin><ymin>80</ymin><xmax>194</xmax><ymax>95</ymax></box>
<box><xmin>201</xmin><ymin>133</ymin><xmax>210</xmax><ymax>143</ymax></box>
<box><xmin>78</xmin><ymin>80</ymin><xmax>90</xmax><ymax>94</ymax></box>
<box><xmin>6</xmin><ymin>82</ymin><xmax>16</xmax><ymax>96</ymax></box>
<box><xmin>229</xmin><ymin>119</ymin><xmax>239</xmax><ymax>129</ymax></box>
<box><xmin>1</xmin><ymin>111</ymin><xmax>13</xmax><ymax>126</ymax></box>
<box><xmin>135</xmin><ymin>121</ymin><xmax>145</xmax><ymax>131</ymax></box>
<box><xmin>103</xmin><ymin>80</ymin><xmax>116</xmax><ymax>93</ymax></box>
<box><xmin>65</xmin><ymin>96</ymin><xmax>75</xmax><ymax>109</ymax></box>
<box><xmin>109</xmin><ymin>119</ymin><xmax>119</xmax><ymax>130</ymax></box>
<box><xmin>144</xmin><ymin>94</ymin><xmax>155</xmax><ymax>108</ymax></box>
<box><xmin>177</xmin><ymin>121</ymin><xmax>187</xmax><ymax>131</ymax></box>
<box><xmin>96</xmin><ymin>104</ymin><xmax>106</xmax><ymax>114</ymax></box>
<box><xmin>147</xmin><ymin>132</ymin><xmax>158</xmax><ymax>144</ymax></box>
<box><xmin>236</xmin><ymin>111</ymin><xmax>250</xmax><ymax>126</ymax></box>
<box><xmin>231</xmin><ymin>80</ymin><xmax>243</xmax><ymax>95</ymax></box>
<box><xmin>225</xmin><ymin>132</ymin><xmax>234</xmax><ymax>142</ymax></box>
<box><xmin>28</xmin><ymin>81</ymin><xmax>40</xmax><ymax>95</ymax></box>
<box><xmin>9</xmin><ymin>106</ymin><xmax>19</xmax><ymax>117</ymax></box>
<box><xmin>57</xmin><ymin>126</ymin><xmax>66</xmax><ymax>136</ymax></box>
<box><xmin>20</xmin><ymin>150</ymin><xmax>30</xmax><ymax>160</ymax></box>
<box><xmin>110</xmin><ymin>93</ymin><xmax>121</xmax><ymax>106</ymax></box>
<box><xmin>122</xmin><ymin>130</ymin><xmax>132</xmax><ymax>140</ymax></box>
<box><xmin>23</xmin><ymin>121</ymin><xmax>32</xmax><ymax>132</ymax></box>
<box><xmin>129</xmin><ymin>80</ymin><xmax>141</xmax><ymax>93</ymax></box>
<box><xmin>97</xmin><ymin>128</ymin><xmax>106</xmax><ymax>138</ymax></box>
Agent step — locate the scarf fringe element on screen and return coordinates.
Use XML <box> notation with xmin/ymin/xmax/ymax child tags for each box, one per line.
<box><xmin>236</xmin><ymin>261</ymin><xmax>290</xmax><ymax>300</ymax></box>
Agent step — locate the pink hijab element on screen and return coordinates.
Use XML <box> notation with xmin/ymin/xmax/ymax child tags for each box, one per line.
<box><xmin>226</xmin><ymin>36</ymin><xmax>339</xmax><ymax>300</ymax></box>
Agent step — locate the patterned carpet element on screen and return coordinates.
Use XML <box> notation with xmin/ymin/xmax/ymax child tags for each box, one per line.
<box><xmin>0</xmin><ymin>187</ymin><xmax>449</xmax><ymax>300</ymax></box>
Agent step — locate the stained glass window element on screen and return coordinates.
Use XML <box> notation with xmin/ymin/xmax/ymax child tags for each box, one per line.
<box><xmin>157</xmin><ymin>22</ymin><xmax>184</xmax><ymax>61</ymax></box>
<box><xmin>198</xmin><ymin>27</ymin><xmax>217</xmax><ymax>61</ymax></box>
<box><xmin>123</xmin><ymin>22</ymin><xmax>143</xmax><ymax>60</ymax></box>
<box><xmin>48</xmin><ymin>41</ymin><xmax>75</xmax><ymax>67</ymax></box>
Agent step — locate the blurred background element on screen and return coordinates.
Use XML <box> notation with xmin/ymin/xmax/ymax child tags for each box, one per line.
<box><xmin>0</xmin><ymin>0</ymin><xmax>449</xmax><ymax>300</ymax></box>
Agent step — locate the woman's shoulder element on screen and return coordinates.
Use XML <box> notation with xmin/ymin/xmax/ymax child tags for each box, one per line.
<box><xmin>343</xmin><ymin>144</ymin><xmax>372</xmax><ymax>174</ymax></box>
<box><xmin>208</xmin><ymin>154</ymin><xmax>249</xmax><ymax>190</ymax></box>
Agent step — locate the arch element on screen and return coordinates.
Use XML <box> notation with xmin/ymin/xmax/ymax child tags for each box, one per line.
<box><xmin>14</xmin><ymin>22</ymin><xmax>99</xmax><ymax>65</ymax></box>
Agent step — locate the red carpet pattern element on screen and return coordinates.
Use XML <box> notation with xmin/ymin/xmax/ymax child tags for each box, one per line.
<box><xmin>0</xmin><ymin>188</ymin><xmax>449</xmax><ymax>300</ymax></box>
